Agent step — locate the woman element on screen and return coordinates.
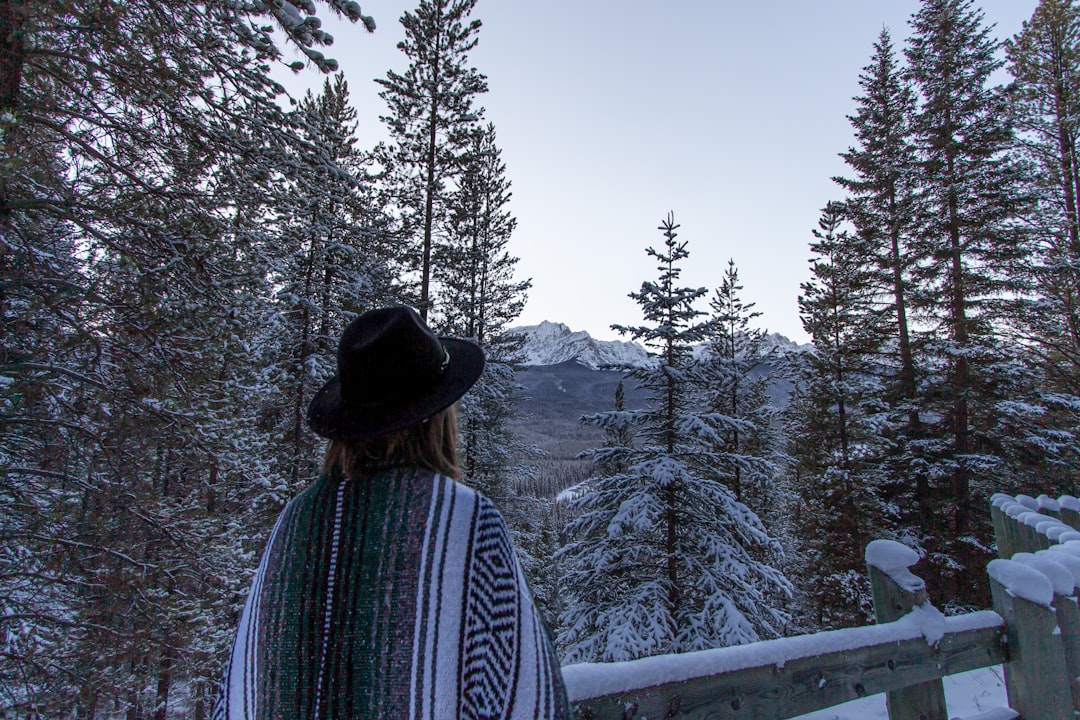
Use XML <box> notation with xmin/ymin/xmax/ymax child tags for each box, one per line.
<box><xmin>213</xmin><ymin>306</ymin><xmax>570</xmax><ymax>719</ymax></box>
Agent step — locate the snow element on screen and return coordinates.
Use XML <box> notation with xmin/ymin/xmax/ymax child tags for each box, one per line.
<box><xmin>512</xmin><ymin>321</ymin><xmax>651</xmax><ymax>369</ymax></box>
<box><xmin>1015</xmin><ymin>494</ymin><xmax>1039</xmax><ymax>510</ymax></box>
<box><xmin>562</xmin><ymin>610</ymin><xmax>1002</xmax><ymax>701</ymax></box>
<box><xmin>511</xmin><ymin>320</ymin><xmax>806</xmax><ymax>369</ymax></box>
<box><xmin>987</xmin><ymin>559</ymin><xmax>1054</xmax><ymax>606</ymax></box>
<box><xmin>1035</xmin><ymin>549</ymin><xmax>1080</xmax><ymax>588</ymax></box>
<box><xmin>1059</xmin><ymin>495</ymin><xmax>1080</xmax><ymax>512</ymax></box>
<box><xmin>1010</xmin><ymin>553</ymin><xmax>1073</xmax><ymax>596</ymax></box>
<box><xmin>865</xmin><ymin>539</ymin><xmax>924</xmax><ymax>592</ymax></box>
<box><xmin>1037</xmin><ymin>494</ymin><xmax>1061</xmax><ymax>512</ymax></box>
<box><xmin>1003</xmin><ymin>503</ymin><xmax>1027</xmax><ymax>519</ymax></box>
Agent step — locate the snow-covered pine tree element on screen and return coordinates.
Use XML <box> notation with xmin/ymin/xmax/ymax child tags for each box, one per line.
<box><xmin>701</xmin><ymin>259</ymin><xmax>779</xmax><ymax>512</ymax></box>
<box><xmin>1003</xmin><ymin>0</ymin><xmax>1080</xmax><ymax>489</ymax></box>
<box><xmin>376</xmin><ymin>0</ymin><xmax>488</xmax><ymax>319</ymax></box>
<box><xmin>435</xmin><ymin>123</ymin><xmax>530</xmax><ymax>501</ymax></box>
<box><xmin>259</xmin><ymin>73</ymin><xmax>396</xmax><ymax>491</ymax></box>
<box><xmin>0</xmin><ymin>1</ymin><xmax>374</xmax><ymax>714</ymax></box>
<box><xmin>558</xmin><ymin>213</ymin><xmax>790</xmax><ymax>663</ymax></box>
<box><xmin>832</xmin><ymin>28</ymin><xmax>934</xmax><ymax>530</ymax></box>
<box><xmin>784</xmin><ymin>203</ymin><xmax>897</xmax><ymax>630</ymax></box>
<box><xmin>905</xmin><ymin>0</ymin><xmax>1031</xmax><ymax>606</ymax></box>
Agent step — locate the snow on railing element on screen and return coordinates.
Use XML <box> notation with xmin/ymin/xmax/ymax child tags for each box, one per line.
<box><xmin>564</xmin><ymin>539</ymin><xmax>1006</xmax><ymax>720</ymax></box>
<box><xmin>565</xmin><ymin>496</ymin><xmax>1080</xmax><ymax>720</ymax></box>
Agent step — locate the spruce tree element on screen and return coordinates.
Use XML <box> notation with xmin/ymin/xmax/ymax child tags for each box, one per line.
<box><xmin>1004</xmin><ymin>0</ymin><xmax>1080</xmax><ymax>487</ymax></box>
<box><xmin>261</xmin><ymin>74</ymin><xmax>395</xmax><ymax>490</ymax></box>
<box><xmin>435</xmin><ymin>123</ymin><xmax>529</xmax><ymax>501</ymax></box>
<box><xmin>905</xmin><ymin>0</ymin><xmax>1030</xmax><ymax>604</ymax></box>
<box><xmin>832</xmin><ymin>26</ymin><xmax>946</xmax><ymax>563</ymax></box>
<box><xmin>558</xmin><ymin>214</ymin><xmax>790</xmax><ymax>663</ymax></box>
<box><xmin>0</xmin><ymin>1</ymin><xmax>374</xmax><ymax>713</ymax></box>
<box><xmin>702</xmin><ymin>259</ymin><xmax>778</xmax><ymax>511</ymax></box>
<box><xmin>785</xmin><ymin>203</ymin><xmax>896</xmax><ymax>629</ymax></box>
<box><xmin>376</xmin><ymin>0</ymin><xmax>488</xmax><ymax>318</ymax></box>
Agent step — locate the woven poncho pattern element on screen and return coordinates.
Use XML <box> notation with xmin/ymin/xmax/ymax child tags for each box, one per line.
<box><xmin>212</xmin><ymin>468</ymin><xmax>569</xmax><ymax>719</ymax></box>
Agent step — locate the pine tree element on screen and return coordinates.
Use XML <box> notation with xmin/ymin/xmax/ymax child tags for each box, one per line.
<box><xmin>261</xmin><ymin>73</ymin><xmax>395</xmax><ymax>490</ymax></box>
<box><xmin>558</xmin><ymin>213</ymin><xmax>790</xmax><ymax>663</ymax></box>
<box><xmin>0</xmin><ymin>1</ymin><xmax>375</xmax><ymax>713</ymax></box>
<box><xmin>784</xmin><ymin>203</ymin><xmax>897</xmax><ymax>629</ymax></box>
<box><xmin>905</xmin><ymin>0</ymin><xmax>1030</xmax><ymax>604</ymax></box>
<box><xmin>1004</xmin><ymin>0</ymin><xmax>1080</xmax><ymax>487</ymax></box>
<box><xmin>434</xmin><ymin>123</ymin><xmax>529</xmax><ymax>502</ymax></box>
<box><xmin>831</xmin><ymin>26</ymin><xmax>947</xmax><ymax>572</ymax></box>
<box><xmin>701</xmin><ymin>259</ymin><xmax>779</xmax><ymax>511</ymax></box>
<box><xmin>376</xmin><ymin>0</ymin><xmax>488</xmax><ymax>318</ymax></box>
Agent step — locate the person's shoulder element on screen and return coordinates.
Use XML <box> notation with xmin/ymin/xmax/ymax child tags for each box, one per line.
<box><xmin>426</xmin><ymin>472</ymin><xmax>503</xmax><ymax>515</ymax></box>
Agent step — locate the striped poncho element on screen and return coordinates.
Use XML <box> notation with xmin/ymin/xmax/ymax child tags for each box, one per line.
<box><xmin>213</xmin><ymin>468</ymin><xmax>570</xmax><ymax>719</ymax></box>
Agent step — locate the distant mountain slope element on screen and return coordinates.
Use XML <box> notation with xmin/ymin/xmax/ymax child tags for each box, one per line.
<box><xmin>511</xmin><ymin>321</ymin><xmax>649</xmax><ymax>369</ymax></box>
<box><xmin>507</xmin><ymin>321</ymin><xmax>800</xmax><ymax>487</ymax></box>
<box><xmin>511</xmin><ymin>321</ymin><xmax>806</xmax><ymax>369</ymax></box>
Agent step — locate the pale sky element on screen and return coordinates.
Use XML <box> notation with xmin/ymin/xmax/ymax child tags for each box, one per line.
<box><xmin>276</xmin><ymin>1</ymin><xmax>1040</xmax><ymax>343</ymax></box>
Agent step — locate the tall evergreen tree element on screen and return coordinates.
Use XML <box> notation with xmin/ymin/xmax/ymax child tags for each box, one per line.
<box><xmin>905</xmin><ymin>0</ymin><xmax>1030</xmax><ymax>604</ymax></box>
<box><xmin>832</xmin><ymin>26</ymin><xmax>943</xmax><ymax>560</ymax></box>
<box><xmin>435</xmin><ymin>123</ymin><xmax>529</xmax><ymax>502</ymax></box>
<box><xmin>702</xmin><ymin>259</ymin><xmax>778</xmax><ymax>511</ymax></box>
<box><xmin>376</xmin><ymin>0</ymin><xmax>488</xmax><ymax>318</ymax></box>
<box><xmin>0</xmin><ymin>1</ymin><xmax>374</xmax><ymax>713</ymax></box>
<box><xmin>785</xmin><ymin>203</ymin><xmax>897</xmax><ymax>629</ymax></box>
<box><xmin>558</xmin><ymin>214</ymin><xmax>790</xmax><ymax>663</ymax></box>
<box><xmin>1004</xmin><ymin>0</ymin><xmax>1080</xmax><ymax>486</ymax></box>
<box><xmin>261</xmin><ymin>73</ymin><xmax>395</xmax><ymax>490</ymax></box>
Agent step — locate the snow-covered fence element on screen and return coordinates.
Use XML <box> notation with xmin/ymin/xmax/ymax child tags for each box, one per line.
<box><xmin>563</xmin><ymin>539</ymin><xmax>1006</xmax><ymax>720</ymax></box>
<box><xmin>988</xmin><ymin>492</ymin><xmax>1080</xmax><ymax>718</ymax></box>
<box><xmin>562</xmin><ymin>495</ymin><xmax>1080</xmax><ymax>720</ymax></box>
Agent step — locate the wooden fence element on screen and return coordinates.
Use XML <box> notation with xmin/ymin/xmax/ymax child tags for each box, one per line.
<box><xmin>563</xmin><ymin>492</ymin><xmax>1080</xmax><ymax>720</ymax></box>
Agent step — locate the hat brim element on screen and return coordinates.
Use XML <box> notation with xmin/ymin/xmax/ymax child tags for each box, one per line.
<box><xmin>306</xmin><ymin>337</ymin><xmax>485</xmax><ymax>442</ymax></box>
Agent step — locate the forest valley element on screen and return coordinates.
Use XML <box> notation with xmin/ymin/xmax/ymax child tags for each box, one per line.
<box><xmin>3</xmin><ymin>0</ymin><xmax>1080</xmax><ymax>717</ymax></box>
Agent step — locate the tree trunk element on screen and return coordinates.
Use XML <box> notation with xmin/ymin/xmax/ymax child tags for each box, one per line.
<box><xmin>153</xmin><ymin>644</ymin><xmax>174</xmax><ymax>720</ymax></box>
<box><xmin>419</xmin><ymin>4</ymin><xmax>444</xmax><ymax>321</ymax></box>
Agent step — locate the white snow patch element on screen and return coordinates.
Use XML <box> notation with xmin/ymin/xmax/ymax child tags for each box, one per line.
<box><xmin>1037</xmin><ymin>549</ymin><xmax>1080</xmax><ymax>592</ymax></box>
<box><xmin>987</xmin><ymin>559</ymin><xmax>1054</xmax><ymax>607</ymax></box>
<box><xmin>1037</xmin><ymin>495</ymin><xmax>1061</xmax><ymax>512</ymax></box>
<box><xmin>1011</xmin><ymin>553</ymin><xmax>1073</xmax><ymax>596</ymax></box>
<box><xmin>562</xmin><ymin>611</ymin><xmax>1001</xmax><ymax>702</ymax></box>
<box><xmin>1016</xmin><ymin>494</ymin><xmax>1039</xmax><ymax>511</ymax></box>
<box><xmin>865</xmin><ymin>539</ymin><xmax>924</xmax><ymax>593</ymax></box>
<box><xmin>990</xmin><ymin>493</ymin><xmax>1014</xmax><ymax>508</ymax></box>
<box><xmin>1059</xmin><ymin>495</ymin><xmax>1080</xmax><ymax>512</ymax></box>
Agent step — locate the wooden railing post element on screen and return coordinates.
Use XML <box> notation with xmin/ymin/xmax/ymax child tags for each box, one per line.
<box><xmin>865</xmin><ymin>539</ymin><xmax>947</xmax><ymax>720</ymax></box>
<box><xmin>1059</xmin><ymin>495</ymin><xmax>1080</xmax><ymax>531</ymax></box>
<box><xmin>991</xmin><ymin>494</ymin><xmax>1019</xmax><ymax>558</ymax></box>
<box><xmin>1023</xmin><ymin>550</ymin><xmax>1080</xmax><ymax>712</ymax></box>
<box><xmin>988</xmin><ymin>558</ymin><xmax>1073</xmax><ymax>720</ymax></box>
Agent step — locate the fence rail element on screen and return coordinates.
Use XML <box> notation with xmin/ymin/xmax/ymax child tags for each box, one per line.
<box><xmin>564</xmin><ymin>492</ymin><xmax>1080</xmax><ymax>720</ymax></box>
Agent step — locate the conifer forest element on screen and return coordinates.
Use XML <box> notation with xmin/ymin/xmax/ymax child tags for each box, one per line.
<box><xmin>3</xmin><ymin>0</ymin><xmax>1080</xmax><ymax>716</ymax></box>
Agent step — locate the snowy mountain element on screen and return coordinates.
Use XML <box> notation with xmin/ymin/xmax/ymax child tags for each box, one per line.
<box><xmin>512</xmin><ymin>321</ymin><xmax>650</xmax><ymax>369</ymax></box>
<box><xmin>512</xmin><ymin>321</ymin><xmax>806</xmax><ymax>369</ymax></box>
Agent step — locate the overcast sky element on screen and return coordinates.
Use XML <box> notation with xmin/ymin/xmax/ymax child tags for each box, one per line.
<box><xmin>277</xmin><ymin>0</ymin><xmax>1041</xmax><ymax>342</ymax></box>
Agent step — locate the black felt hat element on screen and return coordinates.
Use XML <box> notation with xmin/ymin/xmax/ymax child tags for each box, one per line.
<box><xmin>307</xmin><ymin>306</ymin><xmax>485</xmax><ymax>442</ymax></box>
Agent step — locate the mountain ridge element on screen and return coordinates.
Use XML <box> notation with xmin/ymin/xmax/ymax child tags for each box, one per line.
<box><xmin>511</xmin><ymin>320</ymin><xmax>806</xmax><ymax>369</ymax></box>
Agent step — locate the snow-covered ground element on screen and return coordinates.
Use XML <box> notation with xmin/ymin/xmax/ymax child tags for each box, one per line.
<box><xmin>793</xmin><ymin>665</ymin><xmax>1008</xmax><ymax>720</ymax></box>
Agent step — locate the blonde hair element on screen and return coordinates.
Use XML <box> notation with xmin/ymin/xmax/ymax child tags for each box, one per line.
<box><xmin>322</xmin><ymin>405</ymin><xmax>460</xmax><ymax>480</ymax></box>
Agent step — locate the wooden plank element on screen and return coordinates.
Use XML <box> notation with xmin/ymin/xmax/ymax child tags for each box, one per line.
<box><xmin>989</xmin><ymin>569</ymin><xmax>1073</xmax><ymax>720</ymax></box>
<box><xmin>570</xmin><ymin>624</ymin><xmax>1005</xmax><ymax>720</ymax></box>
<box><xmin>1051</xmin><ymin>591</ymin><xmax>1080</xmax><ymax>712</ymax></box>
<box><xmin>867</xmin><ymin>561</ymin><xmax>947</xmax><ymax>720</ymax></box>
<box><xmin>991</xmin><ymin>503</ymin><xmax>1017</xmax><ymax>559</ymax></box>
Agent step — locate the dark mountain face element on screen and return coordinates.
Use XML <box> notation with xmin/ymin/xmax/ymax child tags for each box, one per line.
<box><xmin>509</xmin><ymin>359</ymin><xmax>792</xmax><ymax>496</ymax></box>
<box><xmin>510</xmin><ymin>361</ymin><xmax>647</xmax><ymax>462</ymax></box>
